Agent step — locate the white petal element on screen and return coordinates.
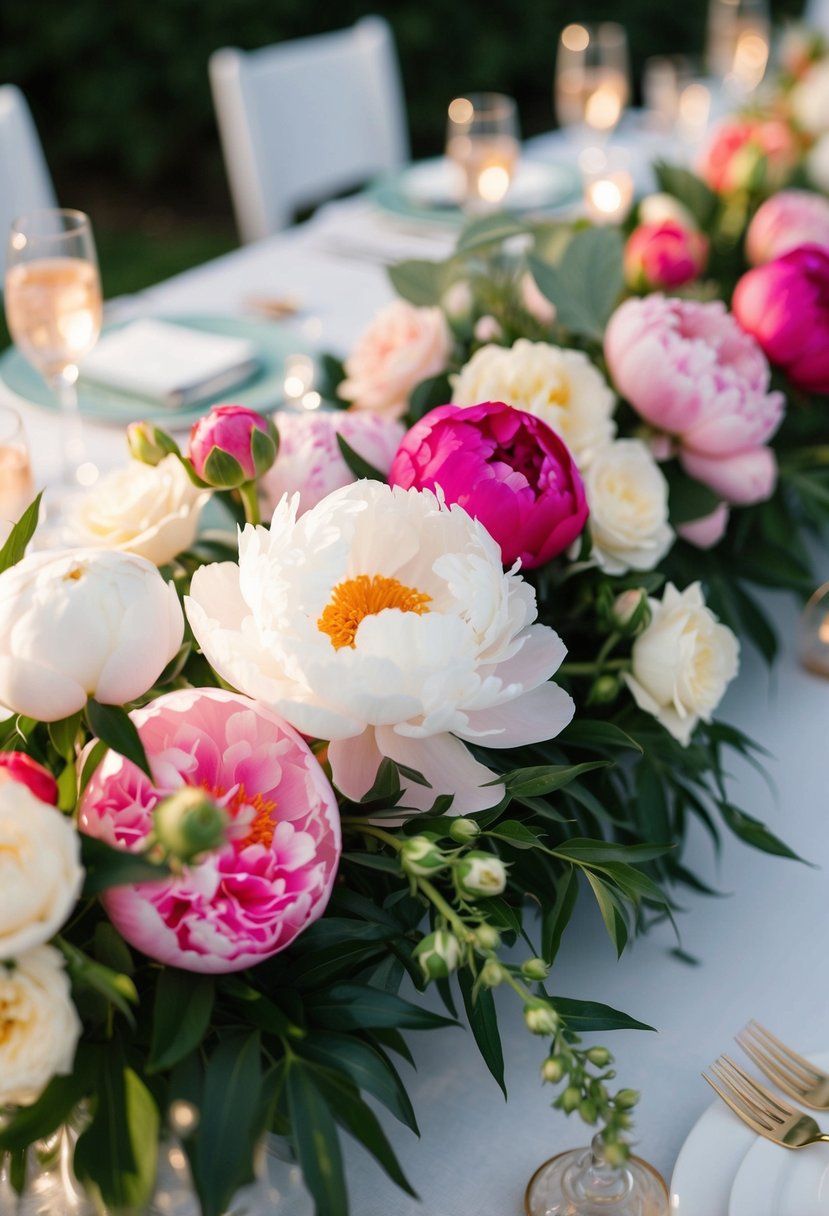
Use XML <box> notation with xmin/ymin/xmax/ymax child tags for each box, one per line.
<box><xmin>377</xmin><ymin>727</ymin><xmax>504</xmax><ymax>814</ymax></box>
<box><xmin>458</xmin><ymin>681</ymin><xmax>575</xmax><ymax>747</ymax></box>
<box><xmin>328</xmin><ymin>728</ymin><xmax>385</xmax><ymax>801</ymax></box>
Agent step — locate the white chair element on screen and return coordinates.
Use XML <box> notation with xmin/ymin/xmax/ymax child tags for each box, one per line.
<box><xmin>804</xmin><ymin>0</ymin><xmax>829</xmax><ymax>35</ymax></box>
<box><xmin>209</xmin><ymin>16</ymin><xmax>409</xmax><ymax>243</ymax></box>
<box><xmin>0</xmin><ymin>85</ymin><xmax>57</xmax><ymax>248</ymax></box>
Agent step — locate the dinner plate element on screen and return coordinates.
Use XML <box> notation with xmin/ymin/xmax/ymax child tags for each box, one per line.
<box><xmin>670</xmin><ymin>1094</ymin><xmax>757</xmax><ymax>1215</ymax></box>
<box><xmin>0</xmin><ymin>314</ymin><xmax>309</xmax><ymax>428</ymax></box>
<box><xmin>727</xmin><ymin>1050</ymin><xmax>829</xmax><ymax>1216</ymax></box>
<box><xmin>367</xmin><ymin>156</ymin><xmax>582</xmax><ymax>224</ymax></box>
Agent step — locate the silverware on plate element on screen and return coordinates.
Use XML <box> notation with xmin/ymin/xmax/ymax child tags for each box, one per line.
<box><xmin>704</xmin><ymin>1054</ymin><xmax>829</xmax><ymax>1149</ymax></box>
<box><xmin>736</xmin><ymin>1020</ymin><xmax>829</xmax><ymax>1110</ymax></box>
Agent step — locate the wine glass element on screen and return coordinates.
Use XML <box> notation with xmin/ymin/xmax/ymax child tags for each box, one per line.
<box><xmin>706</xmin><ymin>0</ymin><xmax>770</xmax><ymax>98</ymax></box>
<box><xmin>4</xmin><ymin>209</ymin><xmax>102</xmax><ymax>485</ymax></box>
<box><xmin>445</xmin><ymin>93</ymin><xmax>520</xmax><ymax>213</ymax></box>
<box><xmin>0</xmin><ymin>405</ymin><xmax>34</xmax><ymax>542</ymax></box>
<box><xmin>555</xmin><ymin>23</ymin><xmax>631</xmax><ymax>143</ymax></box>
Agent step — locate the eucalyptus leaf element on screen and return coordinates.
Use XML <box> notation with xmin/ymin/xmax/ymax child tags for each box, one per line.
<box><xmin>387</xmin><ymin>258</ymin><xmax>448</xmax><ymax>305</ymax></box>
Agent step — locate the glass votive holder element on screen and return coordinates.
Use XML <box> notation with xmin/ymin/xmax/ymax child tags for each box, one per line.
<box><xmin>525</xmin><ymin>1134</ymin><xmax>669</xmax><ymax>1216</ymax></box>
<box><xmin>799</xmin><ymin>582</ymin><xmax>829</xmax><ymax>678</ymax></box>
<box><xmin>445</xmin><ymin>93</ymin><xmax>520</xmax><ymax>212</ymax></box>
<box><xmin>583</xmin><ymin>167</ymin><xmax>634</xmax><ymax>225</ymax></box>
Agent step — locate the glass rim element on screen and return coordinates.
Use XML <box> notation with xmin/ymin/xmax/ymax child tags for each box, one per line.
<box><xmin>8</xmin><ymin>208</ymin><xmax>93</xmax><ymax>239</ymax></box>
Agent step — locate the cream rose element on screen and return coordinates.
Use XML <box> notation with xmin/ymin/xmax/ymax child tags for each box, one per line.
<box><xmin>0</xmin><ymin>946</ymin><xmax>81</xmax><ymax>1105</ymax></box>
<box><xmin>451</xmin><ymin>339</ymin><xmax>616</xmax><ymax>466</ymax></box>
<box><xmin>624</xmin><ymin>582</ymin><xmax>739</xmax><ymax>745</ymax></box>
<box><xmin>791</xmin><ymin>59</ymin><xmax>829</xmax><ymax>136</ymax></box>
<box><xmin>807</xmin><ymin>134</ymin><xmax>829</xmax><ymax>193</ymax></box>
<box><xmin>338</xmin><ymin>300</ymin><xmax>453</xmax><ymax>419</ymax></box>
<box><xmin>64</xmin><ymin>455</ymin><xmax>209</xmax><ymax>565</ymax></box>
<box><xmin>581</xmin><ymin>439</ymin><xmax>674</xmax><ymax>574</ymax></box>
<box><xmin>0</xmin><ymin>784</ymin><xmax>83</xmax><ymax>959</ymax></box>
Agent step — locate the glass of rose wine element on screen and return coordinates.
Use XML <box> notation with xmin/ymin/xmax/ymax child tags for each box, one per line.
<box><xmin>446</xmin><ymin>94</ymin><xmax>520</xmax><ymax>213</ymax></box>
<box><xmin>4</xmin><ymin>209</ymin><xmax>102</xmax><ymax>485</ymax></box>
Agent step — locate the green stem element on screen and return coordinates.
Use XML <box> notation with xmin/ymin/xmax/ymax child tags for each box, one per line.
<box><xmin>238</xmin><ymin>480</ymin><xmax>261</xmax><ymax>526</ymax></box>
<box><xmin>417</xmin><ymin>877</ymin><xmax>469</xmax><ymax>939</ymax></box>
<box><xmin>560</xmin><ymin>658</ymin><xmax>630</xmax><ymax>675</ymax></box>
<box><xmin>350</xmin><ymin>824</ymin><xmax>403</xmax><ymax>851</ymax></box>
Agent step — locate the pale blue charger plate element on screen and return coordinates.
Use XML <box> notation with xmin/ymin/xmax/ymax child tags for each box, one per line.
<box><xmin>0</xmin><ymin>314</ymin><xmax>310</xmax><ymax>428</ymax></box>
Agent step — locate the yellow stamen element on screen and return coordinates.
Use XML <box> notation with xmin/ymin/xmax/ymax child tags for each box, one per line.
<box><xmin>317</xmin><ymin>574</ymin><xmax>432</xmax><ymax>650</ymax></box>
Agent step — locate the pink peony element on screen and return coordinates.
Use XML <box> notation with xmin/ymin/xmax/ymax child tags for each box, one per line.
<box><xmin>77</xmin><ymin>688</ymin><xmax>341</xmax><ymax>973</ymax></box>
<box><xmin>388</xmin><ymin>401</ymin><xmax>588</xmax><ymax>568</ymax></box>
<box><xmin>338</xmin><ymin>300</ymin><xmax>453</xmax><ymax>419</ymax></box>
<box><xmin>624</xmin><ymin>221</ymin><xmax>708</xmax><ymax>291</ymax></box>
<box><xmin>700</xmin><ymin>118</ymin><xmax>799</xmax><ymax>195</ymax></box>
<box><xmin>732</xmin><ymin>244</ymin><xmax>829</xmax><ymax>395</ymax></box>
<box><xmin>0</xmin><ymin>752</ymin><xmax>58</xmax><ymax>805</ymax></box>
<box><xmin>677</xmin><ymin>503</ymin><xmax>730</xmax><ymax>549</ymax></box>
<box><xmin>746</xmin><ymin>191</ymin><xmax>829</xmax><ymax>265</ymax></box>
<box><xmin>604</xmin><ymin>296</ymin><xmax>784</xmax><ymax>506</ymax></box>
<box><xmin>188</xmin><ymin>404</ymin><xmax>277</xmax><ymax>487</ymax></box>
<box><xmin>261</xmin><ymin>409</ymin><xmax>405</xmax><ymax>515</ymax></box>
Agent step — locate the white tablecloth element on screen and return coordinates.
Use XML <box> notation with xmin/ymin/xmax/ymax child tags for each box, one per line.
<box><xmin>1</xmin><ymin>193</ymin><xmax>826</xmax><ymax>1214</ymax></box>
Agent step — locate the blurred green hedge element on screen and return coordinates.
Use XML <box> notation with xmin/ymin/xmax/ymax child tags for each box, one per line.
<box><xmin>1</xmin><ymin>0</ymin><xmax>804</xmax><ymax>210</ymax></box>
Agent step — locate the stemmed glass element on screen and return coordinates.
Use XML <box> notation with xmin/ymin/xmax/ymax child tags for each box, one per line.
<box><xmin>554</xmin><ymin>23</ymin><xmax>631</xmax><ymax>144</ymax></box>
<box><xmin>4</xmin><ymin>209</ymin><xmax>102</xmax><ymax>485</ymax></box>
<box><xmin>445</xmin><ymin>93</ymin><xmax>520</xmax><ymax>213</ymax></box>
<box><xmin>525</xmin><ymin>1133</ymin><xmax>669</xmax><ymax>1215</ymax></box>
<box><xmin>706</xmin><ymin>0</ymin><xmax>770</xmax><ymax>98</ymax></box>
<box><xmin>0</xmin><ymin>406</ymin><xmax>34</xmax><ymax>541</ymax></box>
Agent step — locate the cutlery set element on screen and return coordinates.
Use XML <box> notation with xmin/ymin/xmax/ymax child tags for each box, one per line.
<box><xmin>705</xmin><ymin>1021</ymin><xmax>829</xmax><ymax>1150</ymax></box>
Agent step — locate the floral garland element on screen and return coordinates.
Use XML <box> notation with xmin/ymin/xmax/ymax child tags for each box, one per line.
<box><xmin>1</xmin><ymin>32</ymin><xmax>827</xmax><ymax>1216</ymax></box>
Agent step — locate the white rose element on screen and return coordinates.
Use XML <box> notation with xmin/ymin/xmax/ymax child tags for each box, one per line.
<box><xmin>338</xmin><ymin>300</ymin><xmax>453</xmax><ymax>418</ymax></box>
<box><xmin>791</xmin><ymin>59</ymin><xmax>829</xmax><ymax>136</ymax></box>
<box><xmin>61</xmin><ymin>455</ymin><xmax>209</xmax><ymax>566</ymax></box>
<box><xmin>451</xmin><ymin>339</ymin><xmax>616</xmax><ymax>466</ymax></box>
<box><xmin>807</xmin><ymin>133</ymin><xmax>829</xmax><ymax>193</ymax></box>
<box><xmin>0</xmin><ymin>945</ymin><xmax>81</xmax><ymax>1105</ymax></box>
<box><xmin>624</xmin><ymin>582</ymin><xmax>739</xmax><ymax>745</ymax></box>
<box><xmin>0</xmin><ymin>783</ymin><xmax>83</xmax><ymax>959</ymax></box>
<box><xmin>581</xmin><ymin>440</ymin><xmax>674</xmax><ymax>574</ymax></box>
<box><xmin>0</xmin><ymin>548</ymin><xmax>184</xmax><ymax>720</ymax></box>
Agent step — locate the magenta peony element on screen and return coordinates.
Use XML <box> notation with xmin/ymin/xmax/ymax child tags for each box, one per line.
<box><xmin>78</xmin><ymin>688</ymin><xmax>341</xmax><ymax>973</ymax></box>
<box><xmin>604</xmin><ymin>296</ymin><xmax>784</xmax><ymax>505</ymax></box>
<box><xmin>746</xmin><ymin>191</ymin><xmax>829</xmax><ymax>265</ymax></box>
<box><xmin>0</xmin><ymin>752</ymin><xmax>58</xmax><ymax>805</ymax></box>
<box><xmin>624</xmin><ymin>221</ymin><xmax>708</xmax><ymax>291</ymax></box>
<box><xmin>388</xmin><ymin>401</ymin><xmax>588</xmax><ymax>568</ymax></box>
<box><xmin>188</xmin><ymin>404</ymin><xmax>277</xmax><ymax>487</ymax></box>
<box><xmin>732</xmin><ymin>244</ymin><xmax>829</xmax><ymax>396</ymax></box>
<box><xmin>699</xmin><ymin>118</ymin><xmax>799</xmax><ymax>195</ymax></box>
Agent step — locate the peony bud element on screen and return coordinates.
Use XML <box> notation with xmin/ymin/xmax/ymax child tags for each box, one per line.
<box><xmin>479</xmin><ymin>959</ymin><xmax>507</xmax><ymax>988</ymax></box>
<box><xmin>127</xmin><ymin>420</ymin><xmax>181</xmax><ymax>467</ymax></box>
<box><xmin>560</xmin><ymin>1085</ymin><xmax>581</xmax><ymax>1112</ymax></box>
<box><xmin>615</xmin><ymin>1088</ymin><xmax>640</xmax><ymax>1109</ymax></box>
<box><xmin>414</xmin><ymin>929</ymin><xmax>462</xmax><ymax>980</ymax></box>
<box><xmin>188</xmin><ymin>405</ymin><xmax>278</xmax><ymax>488</ymax></box>
<box><xmin>0</xmin><ymin>752</ymin><xmax>58</xmax><ymax>805</ymax></box>
<box><xmin>524</xmin><ymin>1000</ymin><xmax>560</xmax><ymax>1035</ymax></box>
<box><xmin>472</xmin><ymin>924</ymin><xmax>501</xmax><ymax>953</ymax></box>
<box><xmin>624</xmin><ymin>221</ymin><xmax>708</xmax><ymax>291</ymax></box>
<box><xmin>449</xmin><ymin>817</ymin><xmax>480</xmax><ymax>844</ymax></box>
<box><xmin>474</xmin><ymin>315</ymin><xmax>503</xmax><ymax>343</ymax></box>
<box><xmin>400</xmin><ymin>834</ymin><xmax>447</xmax><ymax>878</ymax></box>
<box><xmin>456</xmin><ymin>852</ymin><xmax>508</xmax><ymax>897</ymax></box>
<box><xmin>153</xmin><ymin>787</ymin><xmax>229</xmax><ymax>864</ymax></box>
<box><xmin>586</xmin><ymin>1046</ymin><xmax>612</xmax><ymax>1067</ymax></box>
<box><xmin>541</xmin><ymin>1057</ymin><xmax>565</xmax><ymax>1083</ymax></box>
<box><xmin>521</xmin><ymin>957</ymin><xmax>550</xmax><ymax>981</ymax></box>
<box><xmin>612</xmin><ymin>589</ymin><xmax>649</xmax><ymax>633</ymax></box>
<box><xmin>603</xmin><ymin>1140</ymin><xmax>629</xmax><ymax>1167</ymax></box>
<box><xmin>579</xmin><ymin>1099</ymin><xmax>598</xmax><ymax>1124</ymax></box>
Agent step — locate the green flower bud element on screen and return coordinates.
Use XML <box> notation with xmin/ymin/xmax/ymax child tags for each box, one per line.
<box><xmin>449</xmin><ymin>817</ymin><xmax>480</xmax><ymax>844</ymax></box>
<box><xmin>472</xmin><ymin>923</ymin><xmax>501</xmax><ymax>953</ymax></box>
<box><xmin>578</xmin><ymin>1099</ymin><xmax>597</xmax><ymax>1124</ymax></box>
<box><xmin>523</xmin><ymin>1001</ymin><xmax>560</xmax><ymax>1036</ymax></box>
<box><xmin>479</xmin><ymin>959</ymin><xmax>507</xmax><ymax>988</ymax></box>
<box><xmin>456</xmin><ymin>851</ymin><xmax>507</xmax><ymax>897</ymax></box>
<box><xmin>153</xmin><ymin>787</ymin><xmax>229</xmax><ymax>864</ymax></box>
<box><xmin>561</xmin><ymin>1085</ymin><xmax>581</xmax><ymax>1113</ymax></box>
<box><xmin>520</xmin><ymin>957</ymin><xmax>550</xmax><ymax>981</ymax></box>
<box><xmin>589</xmin><ymin>674</ymin><xmax>621</xmax><ymax>705</ymax></box>
<box><xmin>586</xmin><ymin>1046</ymin><xmax>612</xmax><ymax>1067</ymax></box>
<box><xmin>602</xmin><ymin>1140</ymin><xmax>628</xmax><ymax>1168</ymax></box>
<box><xmin>541</xmin><ymin>1057</ymin><xmax>565</xmax><ymax>1084</ymax></box>
<box><xmin>126</xmin><ymin>421</ymin><xmax>180</xmax><ymax>467</ymax></box>
<box><xmin>611</xmin><ymin>588</ymin><xmax>650</xmax><ymax>635</ymax></box>
<box><xmin>400</xmin><ymin>834</ymin><xmax>446</xmax><ymax>878</ymax></box>
<box><xmin>414</xmin><ymin>930</ymin><xmax>461</xmax><ymax>981</ymax></box>
<box><xmin>614</xmin><ymin>1088</ymin><xmax>640</xmax><ymax>1110</ymax></box>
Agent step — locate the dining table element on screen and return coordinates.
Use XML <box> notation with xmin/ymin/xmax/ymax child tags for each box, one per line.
<box><xmin>1</xmin><ymin>152</ymin><xmax>826</xmax><ymax>1215</ymax></box>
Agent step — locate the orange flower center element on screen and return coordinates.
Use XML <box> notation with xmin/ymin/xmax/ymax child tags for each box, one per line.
<box><xmin>317</xmin><ymin>573</ymin><xmax>432</xmax><ymax>650</ymax></box>
<box><xmin>213</xmin><ymin>782</ymin><xmax>278</xmax><ymax>849</ymax></box>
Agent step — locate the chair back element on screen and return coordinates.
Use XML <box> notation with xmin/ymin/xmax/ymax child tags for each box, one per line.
<box><xmin>209</xmin><ymin>16</ymin><xmax>409</xmax><ymax>243</ymax></box>
<box><xmin>0</xmin><ymin>85</ymin><xmax>57</xmax><ymax>253</ymax></box>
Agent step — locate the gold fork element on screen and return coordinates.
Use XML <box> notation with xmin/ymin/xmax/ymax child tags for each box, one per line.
<box><xmin>737</xmin><ymin>1020</ymin><xmax>829</xmax><ymax>1110</ymax></box>
<box><xmin>704</xmin><ymin>1055</ymin><xmax>829</xmax><ymax>1149</ymax></box>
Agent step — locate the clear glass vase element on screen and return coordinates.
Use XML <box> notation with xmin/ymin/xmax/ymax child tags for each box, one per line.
<box><xmin>524</xmin><ymin>1133</ymin><xmax>669</xmax><ymax>1216</ymax></box>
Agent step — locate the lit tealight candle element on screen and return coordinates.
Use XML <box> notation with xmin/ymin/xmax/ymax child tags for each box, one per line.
<box><xmin>678</xmin><ymin>82</ymin><xmax>712</xmax><ymax>144</ymax></box>
<box><xmin>283</xmin><ymin>354</ymin><xmax>315</xmax><ymax>406</ymax></box>
<box><xmin>583</xmin><ymin>170</ymin><xmax>634</xmax><ymax>224</ymax></box>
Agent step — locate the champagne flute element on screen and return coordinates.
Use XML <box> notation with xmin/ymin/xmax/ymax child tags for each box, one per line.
<box><xmin>445</xmin><ymin>93</ymin><xmax>520</xmax><ymax>213</ymax></box>
<box><xmin>4</xmin><ymin>209</ymin><xmax>102</xmax><ymax>485</ymax></box>
<box><xmin>554</xmin><ymin>23</ymin><xmax>631</xmax><ymax>143</ymax></box>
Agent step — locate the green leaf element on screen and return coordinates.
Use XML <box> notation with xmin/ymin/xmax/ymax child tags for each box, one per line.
<box><xmin>81</xmin><ymin>835</ymin><xmax>170</xmax><ymax>896</ymax></box>
<box><xmin>341</xmin><ymin>851</ymin><xmax>402</xmax><ymax>874</ymax></box>
<box><xmin>286</xmin><ymin>1060</ymin><xmax>348</xmax><ymax>1216</ymax></box>
<box><xmin>666</xmin><ymin>462</ymin><xmax>722</xmax><ymax>526</ymax></box>
<box><xmin>653</xmin><ymin>161</ymin><xmax>718</xmax><ymax>227</ymax></box>
<box><xmin>457</xmin><ymin>969</ymin><xmax>505</xmax><ymax>1097</ymax></box>
<box><xmin>719</xmin><ymin>802</ymin><xmax>808</xmax><ymax>863</ymax></box>
<box><xmin>191</xmin><ymin>1032</ymin><xmax>263</xmax><ymax>1216</ymax></box>
<box><xmin>307</xmin><ymin>984</ymin><xmax>458</xmax><ymax>1032</ymax></box>
<box><xmin>387</xmin><ymin>257</ymin><xmax>448</xmax><ymax>305</ymax></box>
<box><xmin>550</xmin><ymin>996</ymin><xmax>655</xmax><ymax>1033</ymax></box>
<box><xmin>486</xmin><ymin>818</ymin><xmax>544</xmax><ymax>849</ymax></box>
<box><xmin>85</xmin><ymin>700</ymin><xmax>152</xmax><ymax>779</ymax></box>
<box><xmin>634</xmin><ymin>763</ymin><xmax>671</xmax><ymax>844</ymax></box>
<box><xmin>202</xmin><ymin>445</ymin><xmax>245</xmax><ymax>489</ymax></box>
<box><xmin>408</xmin><ymin>372</ymin><xmax>453</xmax><ymax>422</ymax></box>
<box><xmin>79</xmin><ymin>739</ymin><xmax>108</xmax><ymax>794</ymax></box>
<box><xmin>0</xmin><ymin>1046</ymin><xmax>97</xmax><ymax>1151</ymax></box>
<box><xmin>583</xmin><ymin>871</ymin><xmax>629</xmax><ymax>956</ymax></box>
<box><xmin>498</xmin><ymin>761</ymin><xmax>612</xmax><ymax>797</ymax></box>
<box><xmin>48</xmin><ymin>712</ymin><xmax>82</xmax><ymax>761</ymax></box>
<box><xmin>0</xmin><ymin>492</ymin><xmax>43</xmax><ymax>574</ymax></box>
<box><xmin>301</xmin><ymin>1033</ymin><xmax>419</xmax><ymax>1133</ymax></box>
<box><xmin>552</xmin><ymin>838</ymin><xmax>673</xmax><ymax>865</ymax></box>
<box><xmin>455</xmin><ymin>212</ymin><xmax>530</xmax><ymax>254</ymax></box>
<box><xmin>148</xmin><ymin>971</ymin><xmax>215</xmax><ymax>1073</ymax></box>
<box><xmin>358</xmin><ymin>756</ymin><xmax>402</xmax><ymax>804</ymax></box>
<box><xmin>336</xmin><ymin>433</ymin><xmax>385</xmax><ymax>481</ymax></box>
<box><xmin>541</xmin><ymin>866</ymin><xmax>579</xmax><ymax>964</ymax></box>
<box><xmin>529</xmin><ymin>227</ymin><xmax>624</xmax><ymax>340</ymax></box>
<box><xmin>559</xmin><ymin>720</ymin><xmax>643</xmax><ymax>753</ymax></box>
<box><xmin>74</xmin><ymin>1060</ymin><xmax>159</xmax><ymax>1211</ymax></box>
<box><xmin>58</xmin><ymin>940</ymin><xmax>138</xmax><ymax>1020</ymax></box>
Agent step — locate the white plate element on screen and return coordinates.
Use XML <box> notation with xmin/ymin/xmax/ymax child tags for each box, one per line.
<box><xmin>670</xmin><ymin>1096</ymin><xmax>757</xmax><ymax>1215</ymax></box>
<box><xmin>401</xmin><ymin>157</ymin><xmax>576</xmax><ymax>210</ymax></box>
<box><xmin>728</xmin><ymin>1050</ymin><xmax>829</xmax><ymax>1216</ymax></box>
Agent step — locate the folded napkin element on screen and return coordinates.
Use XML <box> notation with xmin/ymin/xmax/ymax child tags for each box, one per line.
<box><xmin>80</xmin><ymin>319</ymin><xmax>260</xmax><ymax>409</ymax></box>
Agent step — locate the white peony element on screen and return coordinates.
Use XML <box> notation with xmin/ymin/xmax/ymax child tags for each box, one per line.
<box><xmin>581</xmin><ymin>439</ymin><xmax>675</xmax><ymax>575</ymax></box>
<box><xmin>451</xmin><ymin>339</ymin><xmax>616</xmax><ymax>466</ymax></box>
<box><xmin>186</xmin><ymin>481</ymin><xmax>574</xmax><ymax>815</ymax></box>
<box><xmin>0</xmin><ymin>548</ymin><xmax>184</xmax><ymax>720</ymax></box>
<box><xmin>807</xmin><ymin>133</ymin><xmax>829</xmax><ymax>193</ymax></box>
<box><xmin>624</xmin><ymin>582</ymin><xmax>739</xmax><ymax>745</ymax></box>
<box><xmin>0</xmin><ymin>945</ymin><xmax>81</xmax><ymax>1105</ymax></box>
<box><xmin>791</xmin><ymin>59</ymin><xmax>829</xmax><ymax>136</ymax></box>
<box><xmin>0</xmin><ymin>783</ymin><xmax>83</xmax><ymax>959</ymax></box>
<box><xmin>59</xmin><ymin>455</ymin><xmax>209</xmax><ymax>566</ymax></box>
